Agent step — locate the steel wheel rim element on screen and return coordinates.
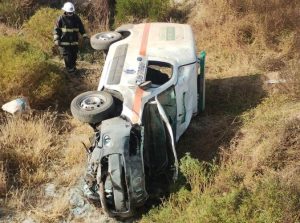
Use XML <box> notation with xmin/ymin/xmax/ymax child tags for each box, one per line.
<box><xmin>99</xmin><ymin>33</ymin><xmax>115</xmax><ymax>41</ymax></box>
<box><xmin>80</xmin><ymin>96</ymin><xmax>104</xmax><ymax>111</ymax></box>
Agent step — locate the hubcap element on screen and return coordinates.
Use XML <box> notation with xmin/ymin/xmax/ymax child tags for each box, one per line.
<box><xmin>80</xmin><ymin>96</ymin><xmax>104</xmax><ymax>111</ymax></box>
<box><xmin>99</xmin><ymin>33</ymin><xmax>115</xmax><ymax>41</ymax></box>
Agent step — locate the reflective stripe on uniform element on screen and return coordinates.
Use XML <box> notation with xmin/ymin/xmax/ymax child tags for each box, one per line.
<box><xmin>53</xmin><ymin>34</ymin><xmax>60</xmax><ymax>40</ymax></box>
<box><xmin>60</xmin><ymin>42</ymin><xmax>79</xmax><ymax>46</ymax></box>
<box><xmin>61</xmin><ymin>28</ymin><xmax>79</xmax><ymax>32</ymax></box>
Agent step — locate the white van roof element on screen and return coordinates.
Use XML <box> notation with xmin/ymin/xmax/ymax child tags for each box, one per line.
<box><xmin>99</xmin><ymin>23</ymin><xmax>197</xmax><ymax>89</ymax></box>
<box><xmin>123</xmin><ymin>23</ymin><xmax>197</xmax><ymax>65</ymax></box>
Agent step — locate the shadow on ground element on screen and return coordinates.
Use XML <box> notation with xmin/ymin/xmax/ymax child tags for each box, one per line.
<box><xmin>130</xmin><ymin>74</ymin><xmax>267</xmax><ymax>221</ymax></box>
<box><xmin>177</xmin><ymin>74</ymin><xmax>266</xmax><ymax>161</ymax></box>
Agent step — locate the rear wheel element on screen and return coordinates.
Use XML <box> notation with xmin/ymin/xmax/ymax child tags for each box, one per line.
<box><xmin>91</xmin><ymin>31</ymin><xmax>122</xmax><ymax>50</ymax></box>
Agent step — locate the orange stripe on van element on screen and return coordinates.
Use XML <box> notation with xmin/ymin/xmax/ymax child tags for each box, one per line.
<box><xmin>139</xmin><ymin>23</ymin><xmax>151</xmax><ymax>56</ymax></box>
<box><xmin>132</xmin><ymin>23</ymin><xmax>151</xmax><ymax>123</ymax></box>
<box><xmin>132</xmin><ymin>87</ymin><xmax>144</xmax><ymax>123</ymax></box>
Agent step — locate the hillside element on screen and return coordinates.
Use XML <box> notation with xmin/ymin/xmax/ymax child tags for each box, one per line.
<box><xmin>0</xmin><ymin>0</ymin><xmax>299</xmax><ymax>222</ymax></box>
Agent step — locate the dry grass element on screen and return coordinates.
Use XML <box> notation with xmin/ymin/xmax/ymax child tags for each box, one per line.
<box><xmin>55</xmin><ymin>117</ymin><xmax>92</xmax><ymax>186</ymax></box>
<box><xmin>31</xmin><ymin>194</ymin><xmax>70</xmax><ymax>223</ymax></box>
<box><xmin>0</xmin><ymin>112</ymin><xmax>91</xmax><ymax>221</ymax></box>
<box><xmin>0</xmin><ymin>113</ymin><xmax>61</xmax><ymax>190</ymax></box>
<box><xmin>0</xmin><ymin>161</ymin><xmax>6</xmax><ymax>196</ymax></box>
<box><xmin>78</xmin><ymin>0</ymin><xmax>112</xmax><ymax>31</ymax></box>
<box><xmin>0</xmin><ymin>23</ymin><xmax>18</xmax><ymax>36</ymax></box>
<box><xmin>190</xmin><ymin>0</ymin><xmax>300</xmax><ymax>83</ymax></box>
<box><xmin>142</xmin><ymin>97</ymin><xmax>300</xmax><ymax>223</ymax></box>
<box><xmin>219</xmin><ymin>96</ymin><xmax>300</xmax><ymax>187</ymax></box>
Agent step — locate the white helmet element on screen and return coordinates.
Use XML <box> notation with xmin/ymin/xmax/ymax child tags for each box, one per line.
<box><xmin>62</xmin><ymin>2</ymin><xmax>75</xmax><ymax>13</ymax></box>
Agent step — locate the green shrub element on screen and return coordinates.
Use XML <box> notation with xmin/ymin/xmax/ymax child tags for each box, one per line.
<box><xmin>115</xmin><ymin>0</ymin><xmax>170</xmax><ymax>24</ymax></box>
<box><xmin>22</xmin><ymin>8</ymin><xmax>62</xmax><ymax>55</ymax></box>
<box><xmin>180</xmin><ymin>154</ymin><xmax>218</xmax><ymax>193</ymax></box>
<box><xmin>23</xmin><ymin>8</ymin><xmax>90</xmax><ymax>57</ymax></box>
<box><xmin>142</xmin><ymin>174</ymin><xmax>300</xmax><ymax>223</ymax></box>
<box><xmin>0</xmin><ymin>36</ymin><xmax>64</xmax><ymax>106</ymax></box>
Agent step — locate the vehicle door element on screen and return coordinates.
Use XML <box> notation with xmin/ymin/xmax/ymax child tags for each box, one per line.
<box><xmin>175</xmin><ymin>62</ymin><xmax>198</xmax><ymax>141</ymax></box>
<box><xmin>142</xmin><ymin>60</ymin><xmax>177</xmax><ymax>177</ymax></box>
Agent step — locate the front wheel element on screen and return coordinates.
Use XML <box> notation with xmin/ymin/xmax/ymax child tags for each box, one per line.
<box><xmin>70</xmin><ymin>91</ymin><xmax>114</xmax><ymax>124</ymax></box>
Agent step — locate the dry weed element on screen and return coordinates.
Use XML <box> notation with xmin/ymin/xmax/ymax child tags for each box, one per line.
<box><xmin>0</xmin><ymin>113</ymin><xmax>61</xmax><ymax>188</ymax></box>
<box><xmin>31</xmin><ymin>194</ymin><xmax>70</xmax><ymax>223</ymax></box>
<box><xmin>0</xmin><ymin>161</ymin><xmax>7</xmax><ymax>196</ymax></box>
<box><xmin>218</xmin><ymin>96</ymin><xmax>300</xmax><ymax>188</ymax></box>
<box><xmin>189</xmin><ymin>0</ymin><xmax>300</xmax><ymax>89</ymax></box>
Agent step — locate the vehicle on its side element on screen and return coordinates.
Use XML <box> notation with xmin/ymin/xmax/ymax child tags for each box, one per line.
<box><xmin>71</xmin><ymin>23</ymin><xmax>206</xmax><ymax>218</ymax></box>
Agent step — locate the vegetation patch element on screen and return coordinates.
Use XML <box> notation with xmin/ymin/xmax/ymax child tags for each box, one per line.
<box><xmin>0</xmin><ymin>0</ymin><xmax>39</xmax><ymax>27</ymax></box>
<box><xmin>0</xmin><ymin>113</ymin><xmax>61</xmax><ymax>204</ymax></box>
<box><xmin>142</xmin><ymin>97</ymin><xmax>300</xmax><ymax>222</ymax></box>
<box><xmin>22</xmin><ymin>8</ymin><xmax>62</xmax><ymax>55</ymax></box>
<box><xmin>23</xmin><ymin>8</ymin><xmax>90</xmax><ymax>56</ymax></box>
<box><xmin>115</xmin><ymin>0</ymin><xmax>170</xmax><ymax>24</ymax></box>
<box><xmin>0</xmin><ymin>36</ymin><xmax>64</xmax><ymax>106</ymax></box>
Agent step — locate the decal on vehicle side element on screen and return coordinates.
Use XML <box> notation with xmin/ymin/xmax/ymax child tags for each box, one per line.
<box><xmin>124</xmin><ymin>69</ymin><xmax>136</xmax><ymax>74</ymax></box>
<box><xmin>159</xmin><ymin>27</ymin><xmax>176</xmax><ymax>41</ymax></box>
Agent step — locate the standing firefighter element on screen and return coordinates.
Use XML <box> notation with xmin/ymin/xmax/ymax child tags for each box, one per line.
<box><xmin>54</xmin><ymin>2</ymin><xmax>89</xmax><ymax>74</ymax></box>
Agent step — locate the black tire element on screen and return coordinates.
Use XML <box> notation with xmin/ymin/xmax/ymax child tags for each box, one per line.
<box><xmin>115</xmin><ymin>24</ymin><xmax>133</xmax><ymax>32</ymax></box>
<box><xmin>90</xmin><ymin>31</ymin><xmax>122</xmax><ymax>50</ymax></box>
<box><xmin>115</xmin><ymin>24</ymin><xmax>133</xmax><ymax>40</ymax></box>
<box><xmin>71</xmin><ymin>91</ymin><xmax>114</xmax><ymax>124</ymax></box>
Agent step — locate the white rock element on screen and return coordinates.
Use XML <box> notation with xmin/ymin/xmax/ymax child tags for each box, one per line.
<box><xmin>1</xmin><ymin>98</ymin><xmax>30</xmax><ymax>115</ymax></box>
<box><xmin>44</xmin><ymin>183</ymin><xmax>56</xmax><ymax>197</ymax></box>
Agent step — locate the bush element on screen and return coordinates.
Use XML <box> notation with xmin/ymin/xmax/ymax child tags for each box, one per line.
<box><xmin>76</xmin><ymin>0</ymin><xmax>114</xmax><ymax>31</ymax></box>
<box><xmin>23</xmin><ymin>7</ymin><xmax>90</xmax><ymax>57</ymax></box>
<box><xmin>115</xmin><ymin>0</ymin><xmax>170</xmax><ymax>24</ymax></box>
<box><xmin>22</xmin><ymin>8</ymin><xmax>62</xmax><ymax>55</ymax></box>
<box><xmin>0</xmin><ymin>36</ymin><xmax>64</xmax><ymax>106</ymax></box>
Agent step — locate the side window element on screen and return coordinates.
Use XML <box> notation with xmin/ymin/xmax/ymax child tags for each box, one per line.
<box><xmin>146</xmin><ymin>61</ymin><xmax>173</xmax><ymax>86</ymax></box>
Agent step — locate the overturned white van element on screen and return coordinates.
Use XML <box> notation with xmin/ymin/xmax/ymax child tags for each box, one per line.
<box><xmin>71</xmin><ymin>23</ymin><xmax>206</xmax><ymax>218</ymax></box>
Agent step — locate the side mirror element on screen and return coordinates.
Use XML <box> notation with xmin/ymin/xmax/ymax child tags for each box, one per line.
<box><xmin>138</xmin><ymin>81</ymin><xmax>152</xmax><ymax>90</ymax></box>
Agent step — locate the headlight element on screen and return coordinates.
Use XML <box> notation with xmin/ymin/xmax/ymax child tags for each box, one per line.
<box><xmin>103</xmin><ymin>135</ymin><xmax>111</xmax><ymax>146</ymax></box>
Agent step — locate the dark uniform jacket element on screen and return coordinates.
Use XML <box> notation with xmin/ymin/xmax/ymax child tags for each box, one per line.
<box><xmin>53</xmin><ymin>13</ymin><xmax>87</xmax><ymax>46</ymax></box>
